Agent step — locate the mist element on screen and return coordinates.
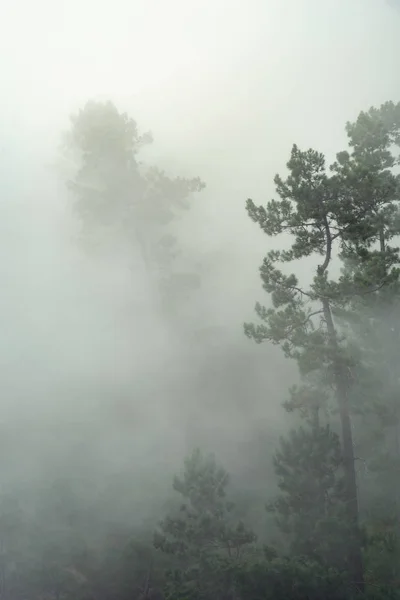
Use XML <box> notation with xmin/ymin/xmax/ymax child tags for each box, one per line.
<box><xmin>0</xmin><ymin>0</ymin><xmax>399</xmax><ymax>597</ymax></box>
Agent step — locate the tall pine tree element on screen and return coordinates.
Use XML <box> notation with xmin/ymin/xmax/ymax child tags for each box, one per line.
<box><xmin>244</xmin><ymin>100</ymin><xmax>400</xmax><ymax>593</ymax></box>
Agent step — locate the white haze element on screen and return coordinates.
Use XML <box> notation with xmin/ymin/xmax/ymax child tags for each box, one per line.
<box><xmin>0</xmin><ymin>0</ymin><xmax>399</xmax><ymax>522</ymax></box>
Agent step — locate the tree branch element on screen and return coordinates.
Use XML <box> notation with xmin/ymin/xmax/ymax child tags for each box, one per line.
<box><xmin>285</xmin><ymin>310</ymin><xmax>324</xmax><ymax>337</ymax></box>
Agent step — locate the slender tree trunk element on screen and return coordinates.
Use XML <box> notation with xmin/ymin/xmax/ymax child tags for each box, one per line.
<box><xmin>379</xmin><ymin>226</ymin><xmax>400</xmax><ymax>556</ymax></box>
<box><xmin>322</xmin><ymin>297</ymin><xmax>364</xmax><ymax>593</ymax></box>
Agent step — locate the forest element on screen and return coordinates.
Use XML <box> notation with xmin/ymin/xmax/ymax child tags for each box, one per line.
<box><xmin>0</xmin><ymin>98</ymin><xmax>400</xmax><ymax>600</ymax></box>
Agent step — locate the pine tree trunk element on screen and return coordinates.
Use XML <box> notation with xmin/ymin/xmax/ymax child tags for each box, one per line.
<box><xmin>379</xmin><ymin>229</ymin><xmax>400</xmax><ymax>562</ymax></box>
<box><xmin>322</xmin><ymin>297</ymin><xmax>364</xmax><ymax>593</ymax></box>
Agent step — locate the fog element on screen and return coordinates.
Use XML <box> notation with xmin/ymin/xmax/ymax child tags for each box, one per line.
<box><xmin>0</xmin><ymin>0</ymin><xmax>399</xmax><ymax>541</ymax></box>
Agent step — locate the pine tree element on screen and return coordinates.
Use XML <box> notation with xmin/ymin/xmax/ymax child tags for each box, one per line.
<box><xmin>244</xmin><ymin>100</ymin><xmax>400</xmax><ymax>593</ymax></box>
<box><xmin>267</xmin><ymin>414</ymin><xmax>347</xmax><ymax>568</ymax></box>
<box><xmin>61</xmin><ymin>100</ymin><xmax>205</xmax><ymax>322</ymax></box>
<box><xmin>154</xmin><ymin>448</ymin><xmax>256</xmax><ymax>600</ymax></box>
<box><xmin>326</xmin><ymin>102</ymin><xmax>400</xmax><ymax>591</ymax></box>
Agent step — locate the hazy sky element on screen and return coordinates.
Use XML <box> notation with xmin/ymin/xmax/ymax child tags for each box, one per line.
<box><xmin>1</xmin><ymin>0</ymin><xmax>399</xmax><ymax>144</ymax></box>
<box><xmin>2</xmin><ymin>0</ymin><xmax>398</xmax><ymax>250</ymax></box>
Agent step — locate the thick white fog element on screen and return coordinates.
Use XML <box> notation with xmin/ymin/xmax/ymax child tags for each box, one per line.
<box><xmin>0</xmin><ymin>0</ymin><xmax>399</xmax><ymax>522</ymax></box>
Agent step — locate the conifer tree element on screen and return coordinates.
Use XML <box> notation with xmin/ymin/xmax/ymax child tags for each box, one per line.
<box><xmin>244</xmin><ymin>100</ymin><xmax>400</xmax><ymax>592</ymax></box>
<box><xmin>154</xmin><ymin>449</ymin><xmax>256</xmax><ymax>600</ymax></box>
<box><xmin>62</xmin><ymin>100</ymin><xmax>205</xmax><ymax>320</ymax></box>
<box><xmin>268</xmin><ymin>412</ymin><xmax>347</xmax><ymax>568</ymax></box>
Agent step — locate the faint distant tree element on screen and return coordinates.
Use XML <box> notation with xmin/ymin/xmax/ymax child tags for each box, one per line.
<box><xmin>61</xmin><ymin>100</ymin><xmax>205</xmax><ymax>319</ymax></box>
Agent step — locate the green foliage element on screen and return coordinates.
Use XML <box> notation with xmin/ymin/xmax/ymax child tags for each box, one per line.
<box><xmin>244</xmin><ymin>102</ymin><xmax>400</xmax><ymax>365</ymax></box>
<box><xmin>234</xmin><ymin>556</ymin><xmax>351</xmax><ymax>600</ymax></box>
<box><xmin>268</xmin><ymin>421</ymin><xmax>349</xmax><ymax>568</ymax></box>
<box><xmin>155</xmin><ymin>449</ymin><xmax>257</xmax><ymax>600</ymax></box>
<box><xmin>362</xmin><ymin>517</ymin><xmax>400</xmax><ymax>593</ymax></box>
<box><xmin>154</xmin><ymin>449</ymin><xmax>256</xmax><ymax>559</ymax></box>
<box><xmin>244</xmin><ymin>100</ymin><xmax>400</xmax><ymax>594</ymax></box>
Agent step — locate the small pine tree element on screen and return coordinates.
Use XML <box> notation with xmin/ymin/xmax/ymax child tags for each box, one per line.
<box><xmin>154</xmin><ymin>448</ymin><xmax>256</xmax><ymax>600</ymax></box>
<box><xmin>268</xmin><ymin>416</ymin><xmax>348</xmax><ymax>569</ymax></box>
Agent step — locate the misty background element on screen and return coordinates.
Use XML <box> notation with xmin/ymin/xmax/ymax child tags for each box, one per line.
<box><xmin>0</xmin><ymin>0</ymin><xmax>399</xmax><ymax>536</ymax></box>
